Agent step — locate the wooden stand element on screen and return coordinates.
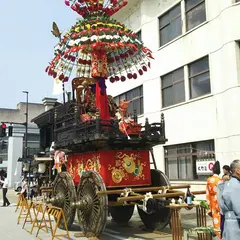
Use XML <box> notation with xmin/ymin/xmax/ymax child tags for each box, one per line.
<box><xmin>15</xmin><ymin>194</ymin><xmax>24</xmax><ymax>212</ymax></box>
<box><xmin>196</xmin><ymin>206</ymin><xmax>212</xmax><ymax>240</ymax></box>
<box><xmin>170</xmin><ymin>207</ymin><xmax>182</xmax><ymax>240</ymax></box>
<box><xmin>36</xmin><ymin>205</ymin><xmax>52</xmax><ymax>238</ymax></box>
<box><xmin>22</xmin><ymin>201</ymin><xmax>48</xmax><ymax>234</ymax></box>
<box><xmin>169</xmin><ymin>204</ymin><xmax>212</xmax><ymax>240</ymax></box>
<box><xmin>22</xmin><ymin>201</ymin><xmax>35</xmax><ymax>230</ymax></box>
<box><xmin>17</xmin><ymin>197</ymin><xmax>32</xmax><ymax>225</ymax></box>
<box><xmin>36</xmin><ymin>205</ymin><xmax>70</xmax><ymax>240</ymax></box>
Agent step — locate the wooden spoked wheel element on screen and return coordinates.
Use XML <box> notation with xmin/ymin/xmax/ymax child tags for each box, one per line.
<box><xmin>76</xmin><ymin>171</ymin><xmax>108</xmax><ymax>238</ymax></box>
<box><xmin>137</xmin><ymin>169</ymin><xmax>171</xmax><ymax>231</ymax></box>
<box><xmin>52</xmin><ymin>172</ymin><xmax>77</xmax><ymax>229</ymax></box>
<box><xmin>110</xmin><ymin>205</ymin><xmax>135</xmax><ymax>224</ymax></box>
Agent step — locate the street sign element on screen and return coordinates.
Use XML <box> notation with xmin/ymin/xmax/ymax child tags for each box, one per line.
<box><xmin>196</xmin><ymin>160</ymin><xmax>215</xmax><ymax>175</ymax></box>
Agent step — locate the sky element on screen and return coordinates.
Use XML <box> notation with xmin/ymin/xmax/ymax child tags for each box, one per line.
<box><xmin>0</xmin><ymin>1</ymin><xmax>79</xmax><ymax>108</ymax></box>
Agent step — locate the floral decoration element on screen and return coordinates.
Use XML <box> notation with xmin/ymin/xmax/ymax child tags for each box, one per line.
<box><xmin>46</xmin><ymin>0</ymin><xmax>154</xmax><ymax>84</ymax></box>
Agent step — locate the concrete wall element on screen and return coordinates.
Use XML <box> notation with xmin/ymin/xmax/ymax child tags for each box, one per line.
<box><xmin>7</xmin><ymin>137</ymin><xmax>23</xmax><ymax>187</ymax></box>
<box><xmin>107</xmin><ymin>0</ymin><xmax>240</xmax><ymax>189</ymax></box>
<box><xmin>0</xmin><ymin>102</ymin><xmax>45</xmax><ymax>124</ymax></box>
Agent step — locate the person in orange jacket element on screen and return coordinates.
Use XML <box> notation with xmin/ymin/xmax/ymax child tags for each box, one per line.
<box><xmin>206</xmin><ymin>161</ymin><xmax>221</xmax><ymax>239</ymax></box>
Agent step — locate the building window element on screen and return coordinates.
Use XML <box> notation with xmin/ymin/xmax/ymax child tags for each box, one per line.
<box><xmin>161</xmin><ymin>67</ymin><xmax>185</xmax><ymax>107</ymax></box>
<box><xmin>159</xmin><ymin>4</ymin><xmax>182</xmax><ymax>46</ymax></box>
<box><xmin>165</xmin><ymin>140</ymin><xmax>215</xmax><ymax>180</ymax></box>
<box><xmin>136</xmin><ymin>30</ymin><xmax>142</xmax><ymax>41</ymax></box>
<box><xmin>159</xmin><ymin>1</ymin><xmax>206</xmax><ymax>46</ymax></box>
<box><xmin>185</xmin><ymin>0</ymin><xmax>206</xmax><ymax>31</ymax></box>
<box><xmin>27</xmin><ymin>134</ymin><xmax>40</xmax><ymax>142</ymax></box>
<box><xmin>189</xmin><ymin>56</ymin><xmax>211</xmax><ymax>99</ymax></box>
<box><xmin>114</xmin><ymin>86</ymin><xmax>143</xmax><ymax>115</ymax></box>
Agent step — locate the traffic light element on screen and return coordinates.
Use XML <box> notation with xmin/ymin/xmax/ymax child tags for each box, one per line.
<box><xmin>8</xmin><ymin>125</ymin><xmax>13</xmax><ymax>137</ymax></box>
<box><xmin>0</xmin><ymin>123</ymin><xmax>6</xmax><ymax>137</ymax></box>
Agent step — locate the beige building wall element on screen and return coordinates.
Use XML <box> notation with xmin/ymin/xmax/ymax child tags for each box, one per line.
<box><xmin>0</xmin><ymin>102</ymin><xmax>45</xmax><ymax>124</ymax></box>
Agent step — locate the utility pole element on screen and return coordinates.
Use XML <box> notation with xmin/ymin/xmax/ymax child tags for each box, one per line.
<box><xmin>22</xmin><ymin>91</ymin><xmax>29</xmax><ymax>158</ymax></box>
<box><xmin>22</xmin><ymin>91</ymin><xmax>29</xmax><ymax>197</ymax></box>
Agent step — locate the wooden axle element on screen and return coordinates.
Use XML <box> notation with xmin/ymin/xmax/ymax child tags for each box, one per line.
<box><xmin>117</xmin><ymin>191</ymin><xmax>185</xmax><ymax>202</ymax></box>
<box><xmin>191</xmin><ymin>190</ymin><xmax>206</xmax><ymax>195</ymax></box>
<box><xmin>97</xmin><ymin>184</ymin><xmax>190</xmax><ymax>195</ymax></box>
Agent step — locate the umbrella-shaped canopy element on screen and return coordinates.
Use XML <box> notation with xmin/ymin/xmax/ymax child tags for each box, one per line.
<box><xmin>46</xmin><ymin>0</ymin><xmax>154</xmax><ymax>84</ymax></box>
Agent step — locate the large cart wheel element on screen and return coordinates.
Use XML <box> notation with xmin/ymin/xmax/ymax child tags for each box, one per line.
<box><xmin>110</xmin><ymin>205</ymin><xmax>135</xmax><ymax>224</ymax></box>
<box><xmin>76</xmin><ymin>171</ymin><xmax>108</xmax><ymax>238</ymax></box>
<box><xmin>52</xmin><ymin>172</ymin><xmax>77</xmax><ymax>230</ymax></box>
<box><xmin>137</xmin><ymin>169</ymin><xmax>171</xmax><ymax>231</ymax></box>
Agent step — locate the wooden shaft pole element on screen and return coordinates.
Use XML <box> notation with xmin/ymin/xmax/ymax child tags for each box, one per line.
<box><xmin>191</xmin><ymin>190</ymin><xmax>206</xmax><ymax>195</ymax></box>
<box><xmin>97</xmin><ymin>184</ymin><xmax>190</xmax><ymax>195</ymax></box>
<box><xmin>117</xmin><ymin>191</ymin><xmax>185</xmax><ymax>202</ymax></box>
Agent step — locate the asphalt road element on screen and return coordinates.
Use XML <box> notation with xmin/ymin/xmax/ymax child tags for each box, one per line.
<box><xmin>0</xmin><ymin>189</ymin><xmax>211</xmax><ymax>240</ymax></box>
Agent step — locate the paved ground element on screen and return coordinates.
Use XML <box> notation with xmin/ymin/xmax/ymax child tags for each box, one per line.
<box><xmin>0</xmin><ymin>189</ymin><xmax>212</xmax><ymax>240</ymax></box>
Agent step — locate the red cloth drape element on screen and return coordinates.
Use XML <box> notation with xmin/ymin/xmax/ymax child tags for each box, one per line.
<box><xmin>95</xmin><ymin>80</ymin><xmax>110</xmax><ymax>120</ymax></box>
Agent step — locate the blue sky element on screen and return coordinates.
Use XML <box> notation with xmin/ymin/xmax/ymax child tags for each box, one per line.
<box><xmin>0</xmin><ymin>0</ymin><xmax>78</xmax><ymax>108</ymax></box>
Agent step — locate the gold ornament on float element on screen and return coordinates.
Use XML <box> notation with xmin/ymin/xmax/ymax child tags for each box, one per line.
<box><xmin>111</xmin><ymin>169</ymin><xmax>124</xmax><ymax>184</ymax></box>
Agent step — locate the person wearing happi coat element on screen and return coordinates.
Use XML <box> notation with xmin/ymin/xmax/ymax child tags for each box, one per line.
<box><xmin>206</xmin><ymin>161</ymin><xmax>221</xmax><ymax>239</ymax></box>
<box><xmin>217</xmin><ymin>159</ymin><xmax>240</xmax><ymax>240</ymax></box>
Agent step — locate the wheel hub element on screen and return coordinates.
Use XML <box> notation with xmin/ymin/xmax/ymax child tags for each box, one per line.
<box><xmin>73</xmin><ymin>195</ymin><xmax>93</xmax><ymax>211</ymax></box>
<box><xmin>55</xmin><ymin>192</ymin><xmax>65</xmax><ymax>206</ymax></box>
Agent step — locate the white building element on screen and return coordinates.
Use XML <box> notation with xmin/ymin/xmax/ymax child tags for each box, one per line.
<box><xmin>108</xmin><ymin>0</ymin><xmax>240</xmax><ymax>188</ymax></box>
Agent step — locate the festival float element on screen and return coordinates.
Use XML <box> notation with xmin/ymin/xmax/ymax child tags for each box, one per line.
<box><xmin>32</xmin><ymin>0</ymin><xmax>187</xmax><ymax>238</ymax></box>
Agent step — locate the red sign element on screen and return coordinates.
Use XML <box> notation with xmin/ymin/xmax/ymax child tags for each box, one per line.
<box><xmin>67</xmin><ymin>150</ymin><xmax>151</xmax><ymax>187</ymax></box>
<box><xmin>196</xmin><ymin>160</ymin><xmax>215</xmax><ymax>175</ymax></box>
<box><xmin>208</xmin><ymin>162</ymin><xmax>214</xmax><ymax>171</ymax></box>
